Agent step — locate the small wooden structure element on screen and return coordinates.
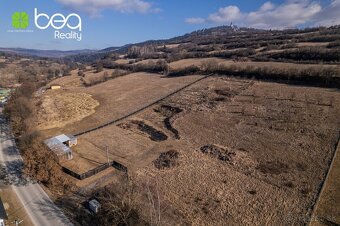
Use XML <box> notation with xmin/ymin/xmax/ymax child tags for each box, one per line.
<box><xmin>50</xmin><ymin>85</ymin><xmax>61</xmax><ymax>90</ymax></box>
<box><xmin>44</xmin><ymin>134</ymin><xmax>77</xmax><ymax>161</ymax></box>
<box><xmin>88</xmin><ymin>199</ymin><xmax>101</xmax><ymax>213</ymax></box>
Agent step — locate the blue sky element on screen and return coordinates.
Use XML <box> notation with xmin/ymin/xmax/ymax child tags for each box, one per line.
<box><xmin>0</xmin><ymin>0</ymin><xmax>338</xmax><ymax>50</ymax></box>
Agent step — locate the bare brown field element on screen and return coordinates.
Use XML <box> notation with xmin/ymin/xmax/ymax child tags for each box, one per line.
<box><xmin>40</xmin><ymin>72</ymin><xmax>201</xmax><ymax>137</ymax></box>
<box><xmin>310</xmin><ymin>141</ymin><xmax>340</xmax><ymax>226</ymax></box>
<box><xmin>297</xmin><ymin>42</ymin><xmax>330</xmax><ymax>47</ymax></box>
<box><xmin>45</xmin><ymin>73</ymin><xmax>340</xmax><ymax>225</ymax></box>
<box><xmin>169</xmin><ymin>57</ymin><xmax>340</xmax><ymax>70</ymax></box>
<box><xmin>114</xmin><ymin>59</ymin><xmax>131</xmax><ymax>64</ymax></box>
<box><xmin>36</xmin><ymin>72</ymin><xmax>202</xmax><ymax>176</ymax></box>
<box><xmin>133</xmin><ymin>59</ymin><xmax>163</xmax><ymax>65</ymax></box>
<box><xmin>49</xmin><ymin>70</ymin><xmax>84</xmax><ymax>88</ymax></box>
<box><xmin>165</xmin><ymin>44</ymin><xmax>180</xmax><ymax>49</ymax></box>
<box><xmin>104</xmin><ymin>76</ymin><xmax>338</xmax><ymax>225</ymax></box>
<box><xmin>35</xmin><ymin>92</ymin><xmax>99</xmax><ymax>130</ymax></box>
<box><xmin>143</xmin><ymin>78</ymin><xmax>339</xmax><ymax>225</ymax></box>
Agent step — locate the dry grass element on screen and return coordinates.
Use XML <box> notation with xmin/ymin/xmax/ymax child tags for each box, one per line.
<box><xmin>129</xmin><ymin>77</ymin><xmax>340</xmax><ymax>225</ymax></box>
<box><xmin>114</xmin><ymin>59</ymin><xmax>131</xmax><ymax>64</ymax></box>
<box><xmin>35</xmin><ymin>72</ymin><xmax>203</xmax><ymax>175</ymax></box>
<box><xmin>49</xmin><ymin>70</ymin><xmax>83</xmax><ymax>89</ymax></box>
<box><xmin>310</xmin><ymin>142</ymin><xmax>340</xmax><ymax>225</ymax></box>
<box><xmin>48</xmin><ymin>75</ymin><xmax>340</xmax><ymax>225</ymax></box>
<box><xmin>297</xmin><ymin>42</ymin><xmax>330</xmax><ymax>47</ymax></box>
<box><xmin>38</xmin><ymin>72</ymin><xmax>202</xmax><ymax>137</ymax></box>
<box><xmin>133</xmin><ymin>59</ymin><xmax>163</xmax><ymax>65</ymax></box>
<box><xmin>35</xmin><ymin>69</ymin><xmax>340</xmax><ymax>225</ymax></box>
<box><xmin>35</xmin><ymin>92</ymin><xmax>99</xmax><ymax>130</ymax></box>
<box><xmin>169</xmin><ymin>57</ymin><xmax>340</xmax><ymax>70</ymax></box>
<box><xmin>169</xmin><ymin>57</ymin><xmax>225</xmax><ymax>69</ymax></box>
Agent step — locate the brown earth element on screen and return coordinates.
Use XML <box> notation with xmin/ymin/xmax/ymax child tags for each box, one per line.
<box><xmin>310</xmin><ymin>140</ymin><xmax>340</xmax><ymax>226</ymax></box>
<box><xmin>35</xmin><ymin>92</ymin><xmax>99</xmax><ymax>130</ymax></box>
<box><xmin>34</xmin><ymin>62</ymin><xmax>340</xmax><ymax>225</ymax></box>
<box><xmin>169</xmin><ymin>57</ymin><xmax>340</xmax><ymax>70</ymax></box>
<box><xmin>39</xmin><ymin>72</ymin><xmax>201</xmax><ymax>138</ymax></box>
<box><xmin>130</xmin><ymin>77</ymin><xmax>340</xmax><ymax>225</ymax></box>
<box><xmin>46</xmin><ymin>75</ymin><xmax>340</xmax><ymax>225</ymax></box>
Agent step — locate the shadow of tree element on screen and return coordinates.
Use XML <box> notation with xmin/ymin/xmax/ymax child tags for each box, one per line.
<box><xmin>4</xmin><ymin>146</ymin><xmax>18</xmax><ymax>156</ymax></box>
<box><xmin>0</xmin><ymin>164</ymin><xmax>9</xmax><ymax>184</ymax></box>
<box><xmin>39</xmin><ymin>195</ymin><xmax>96</xmax><ymax>226</ymax></box>
<box><xmin>4</xmin><ymin>159</ymin><xmax>30</xmax><ymax>186</ymax></box>
<box><xmin>0</xmin><ymin>116</ymin><xmax>13</xmax><ymax>140</ymax></box>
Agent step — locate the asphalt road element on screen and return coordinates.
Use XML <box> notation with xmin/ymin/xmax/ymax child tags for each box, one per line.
<box><xmin>0</xmin><ymin>112</ymin><xmax>73</xmax><ymax>226</ymax></box>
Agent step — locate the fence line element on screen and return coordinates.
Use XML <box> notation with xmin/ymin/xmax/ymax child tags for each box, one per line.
<box><xmin>62</xmin><ymin>160</ymin><xmax>128</xmax><ymax>180</ymax></box>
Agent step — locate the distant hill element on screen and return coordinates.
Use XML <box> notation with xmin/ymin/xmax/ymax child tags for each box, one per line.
<box><xmin>0</xmin><ymin>48</ymin><xmax>96</xmax><ymax>58</ymax></box>
<box><xmin>1</xmin><ymin>25</ymin><xmax>338</xmax><ymax>61</ymax></box>
<box><xmin>65</xmin><ymin>25</ymin><xmax>254</xmax><ymax>62</ymax></box>
<box><xmin>0</xmin><ymin>25</ymin><xmax>249</xmax><ymax>60</ymax></box>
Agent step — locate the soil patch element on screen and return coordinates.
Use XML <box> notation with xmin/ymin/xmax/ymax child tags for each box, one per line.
<box><xmin>35</xmin><ymin>92</ymin><xmax>99</xmax><ymax>130</ymax></box>
<box><xmin>154</xmin><ymin>105</ymin><xmax>183</xmax><ymax>139</ymax></box>
<box><xmin>199</xmin><ymin>144</ymin><xmax>236</xmax><ymax>162</ymax></box>
<box><xmin>256</xmin><ymin>161</ymin><xmax>289</xmax><ymax>175</ymax></box>
<box><xmin>118</xmin><ymin>120</ymin><xmax>168</xmax><ymax>142</ymax></box>
<box><xmin>213</xmin><ymin>97</ymin><xmax>226</xmax><ymax>102</ymax></box>
<box><xmin>214</xmin><ymin>89</ymin><xmax>234</xmax><ymax>97</ymax></box>
<box><xmin>153</xmin><ymin>150</ymin><xmax>179</xmax><ymax>169</ymax></box>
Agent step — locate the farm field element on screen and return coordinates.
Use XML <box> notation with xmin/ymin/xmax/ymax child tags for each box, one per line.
<box><xmin>310</xmin><ymin>141</ymin><xmax>340</xmax><ymax>226</ymax></box>
<box><xmin>130</xmin><ymin>77</ymin><xmax>340</xmax><ymax>225</ymax></box>
<box><xmin>38</xmin><ymin>72</ymin><xmax>340</xmax><ymax>225</ymax></box>
<box><xmin>37</xmin><ymin>72</ymin><xmax>202</xmax><ymax>138</ymax></box>
<box><xmin>1</xmin><ymin>6</ymin><xmax>340</xmax><ymax>225</ymax></box>
<box><xmin>168</xmin><ymin>57</ymin><xmax>340</xmax><ymax>71</ymax></box>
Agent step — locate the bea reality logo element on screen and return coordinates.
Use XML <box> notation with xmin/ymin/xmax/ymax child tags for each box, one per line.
<box><xmin>34</xmin><ymin>8</ymin><xmax>82</xmax><ymax>41</ymax></box>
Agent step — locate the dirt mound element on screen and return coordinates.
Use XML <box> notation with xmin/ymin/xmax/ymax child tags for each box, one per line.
<box><xmin>35</xmin><ymin>92</ymin><xmax>99</xmax><ymax>130</ymax></box>
<box><xmin>214</xmin><ymin>89</ymin><xmax>233</xmax><ymax>97</ymax></box>
<box><xmin>213</xmin><ymin>97</ymin><xmax>226</xmax><ymax>102</ymax></box>
<box><xmin>256</xmin><ymin>161</ymin><xmax>289</xmax><ymax>175</ymax></box>
<box><xmin>155</xmin><ymin>105</ymin><xmax>183</xmax><ymax>117</ymax></box>
<box><xmin>118</xmin><ymin>120</ymin><xmax>168</xmax><ymax>142</ymax></box>
<box><xmin>153</xmin><ymin>150</ymin><xmax>179</xmax><ymax>169</ymax></box>
<box><xmin>199</xmin><ymin>144</ymin><xmax>236</xmax><ymax>162</ymax></box>
<box><xmin>154</xmin><ymin>105</ymin><xmax>183</xmax><ymax>139</ymax></box>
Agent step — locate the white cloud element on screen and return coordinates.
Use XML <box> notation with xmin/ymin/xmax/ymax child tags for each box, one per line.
<box><xmin>260</xmin><ymin>2</ymin><xmax>275</xmax><ymax>11</ymax></box>
<box><xmin>207</xmin><ymin>6</ymin><xmax>242</xmax><ymax>23</ymax></box>
<box><xmin>315</xmin><ymin>0</ymin><xmax>340</xmax><ymax>26</ymax></box>
<box><xmin>56</xmin><ymin>0</ymin><xmax>158</xmax><ymax>16</ymax></box>
<box><xmin>185</xmin><ymin>18</ymin><xmax>205</xmax><ymax>24</ymax></box>
<box><xmin>185</xmin><ymin>0</ymin><xmax>340</xmax><ymax>29</ymax></box>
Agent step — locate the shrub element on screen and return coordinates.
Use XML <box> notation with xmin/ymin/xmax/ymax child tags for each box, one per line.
<box><xmin>78</xmin><ymin>70</ymin><xmax>85</xmax><ymax>77</ymax></box>
<box><xmin>256</xmin><ymin>47</ymin><xmax>340</xmax><ymax>63</ymax></box>
<box><xmin>4</xmin><ymin>80</ymin><xmax>73</xmax><ymax>192</ymax></box>
<box><xmin>327</xmin><ymin>40</ymin><xmax>340</xmax><ymax>48</ymax></box>
<box><xmin>167</xmin><ymin>65</ymin><xmax>200</xmax><ymax>77</ymax></box>
<box><xmin>167</xmin><ymin>61</ymin><xmax>340</xmax><ymax>88</ymax></box>
<box><xmin>95</xmin><ymin>62</ymin><xmax>104</xmax><ymax>73</ymax></box>
<box><xmin>153</xmin><ymin>150</ymin><xmax>179</xmax><ymax>169</ymax></box>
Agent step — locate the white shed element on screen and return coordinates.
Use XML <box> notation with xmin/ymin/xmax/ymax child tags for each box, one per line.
<box><xmin>88</xmin><ymin>199</ymin><xmax>101</xmax><ymax>213</ymax></box>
